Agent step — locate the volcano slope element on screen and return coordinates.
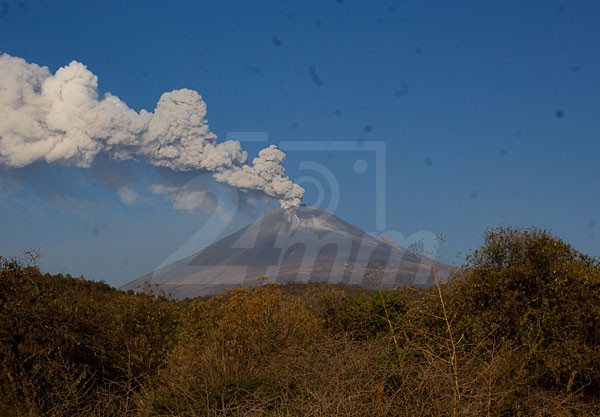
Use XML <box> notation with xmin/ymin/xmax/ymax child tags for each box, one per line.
<box><xmin>122</xmin><ymin>205</ymin><xmax>456</xmax><ymax>298</ymax></box>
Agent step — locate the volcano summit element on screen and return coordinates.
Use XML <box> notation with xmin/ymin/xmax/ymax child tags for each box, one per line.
<box><xmin>122</xmin><ymin>205</ymin><xmax>456</xmax><ymax>298</ymax></box>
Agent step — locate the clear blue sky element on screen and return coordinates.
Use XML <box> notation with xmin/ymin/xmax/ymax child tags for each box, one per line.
<box><xmin>1</xmin><ymin>0</ymin><xmax>599</xmax><ymax>286</ymax></box>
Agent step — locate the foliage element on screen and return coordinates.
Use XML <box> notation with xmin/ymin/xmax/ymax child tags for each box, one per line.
<box><xmin>139</xmin><ymin>284</ymin><xmax>321</xmax><ymax>415</ymax></box>
<box><xmin>449</xmin><ymin>226</ymin><xmax>600</xmax><ymax>393</ymax></box>
<box><xmin>0</xmin><ymin>258</ymin><xmax>181</xmax><ymax>416</ymax></box>
<box><xmin>2</xmin><ymin>226</ymin><xmax>600</xmax><ymax>416</ymax></box>
<box><xmin>331</xmin><ymin>290</ymin><xmax>410</xmax><ymax>339</ymax></box>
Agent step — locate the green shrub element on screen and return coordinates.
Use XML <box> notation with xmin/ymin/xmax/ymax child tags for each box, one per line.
<box><xmin>449</xmin><ymin>226</ymin><xmax>600</xmax><ymax>393</ymax></box>
<box><xmin>0</xmin><ymin>258</ymin><xmax>181</xmax><ymax>416</ymax></box>
<box><xmin>332</xmin><ymin>290</ymin><xmax>409</xmax><ymax>339</ymax></box>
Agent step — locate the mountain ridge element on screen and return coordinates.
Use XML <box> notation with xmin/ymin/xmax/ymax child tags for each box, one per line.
<box><xmin>122</xmin><ymin>205</ymin><xmax>456</xmax><ymax>298</ymax></box>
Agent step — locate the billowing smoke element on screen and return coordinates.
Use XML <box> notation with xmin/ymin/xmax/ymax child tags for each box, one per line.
<box><xmin>0</xmin><ymin>53</ymin><xmax>304</xmax><ymax>208</ymax></box>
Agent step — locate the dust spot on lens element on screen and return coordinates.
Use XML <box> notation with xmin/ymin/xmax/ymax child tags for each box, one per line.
<box><xmin>0</xmin><ymin>2</ymin><xmax>9</xmax><ymax>18</ymax></box>
<box><xmin>334</xmin><ymin>109</ymin><xmax>342</xmax><ymax>117</ymax></box>
<box><xmin>353</xmin><ymin>159</ymin><xmax>368</xmax><ymax>174</ymax></box>
<box><xmin>470</xmin><ymin>190</ymin><xmax>478</xmax><ymax>200</ymax></box>
<box><xmin>394</xmin><ymin>82</ymin><xmax>410</xmax><ymax>98</ymax></box>
<box><xmin>245</xmin><ymin>66</ymin><xmax>261</xmax><ymax>74</ymax></box>
<box><xmin>424</xmin><ymin>158</ymin><xmax>432</xmax><ymax>167</ymax></box>
<box><xmin>309</xmin><ymin>65</ymin><xmax>324</xmax><ymax>86</ymax></box>
<box><xmin>272</xmin><ymin>38</ymin><xmax>282</xmax><ymax>47</ymax></box>
<box><xmin>499</xmin><ymin>148</ymin><xmax>507</xmax><ymax>156</ymax></box>
<box><xmin>514</xmin><ymin>129</ymin><xmax>522</xmax><ymax>138</ymax></box>
<box><xmin>415</xmin><ymin>46</ymin><xmax>423</xmax><ymax>55</ymax></box>
<box><xmin>92</xmin><ymin>227</ymin><xmax>100</xmax><ymax>236</ymax></box>
<box><xmin>291</xmin><ymin>122</ymin><xmax>299</xmax><ymax>129</ymax></box>
<box><xmin>555</xmin><ymin>110</ymin><xmax>564</xmax><ymax>118</ymax></box>
<box><xmin>363</xmin><ymin>125</ymin><xmax>373</xmax><ymax>133</ymax></box>
<box><xmin>589</xmin><ymin>220</ymin><xmax>596</xmax><ymax>228</ymax></box>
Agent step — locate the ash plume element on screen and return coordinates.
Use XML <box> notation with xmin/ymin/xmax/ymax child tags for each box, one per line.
<box><xmin>0</xmin><ymin>53</ymin><xmax>304</xmax><ymax>208</ymax></box>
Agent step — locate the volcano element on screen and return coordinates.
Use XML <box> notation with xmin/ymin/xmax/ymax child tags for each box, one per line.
<box><xmin>122</xmin><ymin>205</ymin><xmax>456</xmax><ymax>298</ymax></box>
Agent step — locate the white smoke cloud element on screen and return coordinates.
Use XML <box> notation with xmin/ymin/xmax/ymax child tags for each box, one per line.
<box><xmin>214</xmin><ymin>145</ymin><xmax>304</xmax><ymax>209</ymax></box>
<box><xmin>0</xmin><ymin>53</ymin><xmax>304</xmax><ymax>207</ymax></box>
<box><xmin>117</xmin><ymin>186</ymin><xmax>138</xmax><ymax>205</ymax></box>
<box><xmin>149</xmin><ymin>183</ymin><xmax>179</xmax><ymax>197</ymax></box>
<box><xmin>149</xmin><ymin>183</ymin><xmax>217</xmax><ymax>213</ymax></box>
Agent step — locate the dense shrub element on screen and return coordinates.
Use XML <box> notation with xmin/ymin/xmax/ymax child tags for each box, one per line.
<box><xmin>332</xmin><ymin>290</ymin><xmax>410</xmax><ymax>339</ymax></box>
<box><xmin>0</xmin><ymin>258</ymin><xmax>181</xmax><ymax>416</ymax></box>
<box><xmin>449</xmin><ymin>227</ymin><xmax>600</xmax><ymax>393</ymax></box>
<box><xmin>2</xmin><ymin>226</ymin><xmax>600</xmax><ymax>416</ymax></box>
<box><xmin>139</xmin><ymin>284</ymin><xmax>321</xmax><ymax>415</ymax></box>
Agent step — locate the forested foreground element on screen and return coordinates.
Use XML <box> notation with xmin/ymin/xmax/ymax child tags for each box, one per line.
<box><xmin>2</xmin><ymin>227</ymin><xmax>600</xmax><ymax>416</ymax></box>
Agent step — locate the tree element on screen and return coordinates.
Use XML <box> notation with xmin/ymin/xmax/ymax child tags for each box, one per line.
<box><xmin>450</xmin><ymin>227</ymin><xmax>600</xmax><ymax>393</ymax></box>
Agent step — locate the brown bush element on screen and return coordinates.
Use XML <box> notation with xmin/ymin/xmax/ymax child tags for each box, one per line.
<box><xmin>138</xmin><ymin>284</ymin><xmax>320</xmax><ymax>415</ymax></box>
<box><xmin>3</xmin><ymin>226</ymin><xmax>600</xmax><ymax>416</ymax></box>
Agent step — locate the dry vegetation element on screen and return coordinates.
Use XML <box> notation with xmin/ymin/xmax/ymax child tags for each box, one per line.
<box><xmin>2</xmin><ymin>227</ymin><xmax>600</xmax><ymax>416</ymax></box>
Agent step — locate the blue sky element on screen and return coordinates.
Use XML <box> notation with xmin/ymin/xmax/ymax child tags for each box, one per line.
<box><xmin>1</xmin><ymin>0</ymin><xmax>599</xmax><ymax>286</ymax></box>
